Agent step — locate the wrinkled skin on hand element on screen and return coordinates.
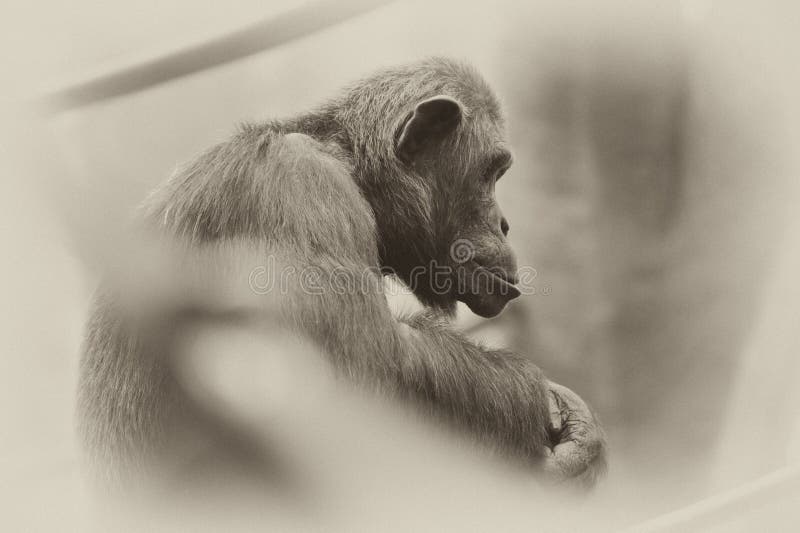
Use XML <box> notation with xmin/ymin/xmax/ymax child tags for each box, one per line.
<box><xmin>543</xmin><ymin>381</ymin><xmax>608</xmax><ymax>489</ymax></box>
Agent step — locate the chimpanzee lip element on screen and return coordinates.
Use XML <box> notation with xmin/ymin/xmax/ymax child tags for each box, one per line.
<box><xmin>471</xmin><ymin>262</ymin><xmax>521</xmax><ymax>299</ymax></box>
<box><xmin>471</xmin><ymin>261</ymin><xmax>520</xmax><ymax>285</ymax></box>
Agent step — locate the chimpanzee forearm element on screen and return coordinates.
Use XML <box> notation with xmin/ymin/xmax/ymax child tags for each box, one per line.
<box><xmin>396</xmin><ymin>312</ymin><xmax>551</xmax><ymax>462</ymax></box>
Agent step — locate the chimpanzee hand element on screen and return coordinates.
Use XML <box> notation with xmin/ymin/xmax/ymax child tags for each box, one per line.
<box><xmin>543</xmin><ymin>381</ymin><xmax>607</xmax><ymax>489</ymax></box>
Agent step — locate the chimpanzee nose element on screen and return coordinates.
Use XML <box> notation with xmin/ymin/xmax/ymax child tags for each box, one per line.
<box><xmin>500</xmin><ymin>217</ymin><xmax>510</xmax><ymax>237</ymax></box>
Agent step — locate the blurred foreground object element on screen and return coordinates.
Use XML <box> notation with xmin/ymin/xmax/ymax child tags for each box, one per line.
<box><xmin>41</xmin><ymin>0</ymin><xmax>397</xmax><ymax>110</ymax></box>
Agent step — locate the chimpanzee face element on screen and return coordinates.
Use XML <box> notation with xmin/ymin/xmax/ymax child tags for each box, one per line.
<box><xmin>394</xmin><ymin>95</ymin><xmax>520</xmax><ymax>318</ymax></box>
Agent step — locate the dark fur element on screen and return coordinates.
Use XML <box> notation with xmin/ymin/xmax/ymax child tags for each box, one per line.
<box><xmin>79</xmin><ymin>58</ymin><xmax>553</xmax><ymax>483</ymax></box>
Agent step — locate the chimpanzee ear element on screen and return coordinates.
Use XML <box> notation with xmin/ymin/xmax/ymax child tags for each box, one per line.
<box><xmin>395</xmin><ymin>95</ymin><xmax>463</xmax><ymax>164</ymax></box>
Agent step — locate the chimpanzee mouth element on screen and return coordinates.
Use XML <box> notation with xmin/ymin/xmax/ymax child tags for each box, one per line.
<box><xmin>456</xmin><ymin>262</ymin><xmax>522</xmax><ymax>318</ymax></box>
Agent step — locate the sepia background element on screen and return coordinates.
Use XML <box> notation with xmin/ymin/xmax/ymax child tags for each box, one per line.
<box><xmin>2</xmin><ymin>0</ymin><xmax>800</xmax><ymax>530</ymax></box>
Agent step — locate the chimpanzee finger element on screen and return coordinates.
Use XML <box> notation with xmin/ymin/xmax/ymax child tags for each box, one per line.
<box><xmin>548</xmin><ymin>389</ymin><xmax>563</xmax><ymax>434</ymax></box>
<box><xmin>550</xmin><ymin>441</ymin><xmax>591</xmax><ymax>479</ymax></box>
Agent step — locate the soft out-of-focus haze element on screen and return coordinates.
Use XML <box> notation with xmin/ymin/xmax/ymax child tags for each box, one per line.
<box><xmin>2</xmin><ymin>0</ymin><xmax>800</xmax><ymax>530</ymax></box>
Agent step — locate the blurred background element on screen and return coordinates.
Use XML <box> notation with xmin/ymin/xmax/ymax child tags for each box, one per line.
<box><xmin>2</xmin><ymin>0</ymin><xmax>800</xmax><ymax>530</ymax></box>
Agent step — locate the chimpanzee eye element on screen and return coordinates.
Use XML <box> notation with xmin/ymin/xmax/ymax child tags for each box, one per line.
<box><xmin>485</xmin><ymin>150</ymin><xmax>513</xmax><ymax>183</ymax></box>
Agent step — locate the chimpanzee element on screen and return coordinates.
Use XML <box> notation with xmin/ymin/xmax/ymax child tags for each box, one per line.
<box><xmin>79</xmin><ymin>57</ymin><xmax>606</xmax><ymax>487</ymax></box>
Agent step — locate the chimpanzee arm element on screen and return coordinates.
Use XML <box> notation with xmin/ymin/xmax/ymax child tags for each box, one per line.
<box><xmin>393</xmin><ymin>311</ymin><xmax>551</xmax><ymax>462</ymax></box>
<box><xmin>392</xmin><ymin>311</ymin><xmax>606</xmax><ymax>485</ymax></box>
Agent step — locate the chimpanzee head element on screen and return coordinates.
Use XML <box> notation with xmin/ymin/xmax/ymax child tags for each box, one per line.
<box><xmin>339</xmin><ymin>58</ymin><xmax>520</xmax><ymax>318</ymax></box>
